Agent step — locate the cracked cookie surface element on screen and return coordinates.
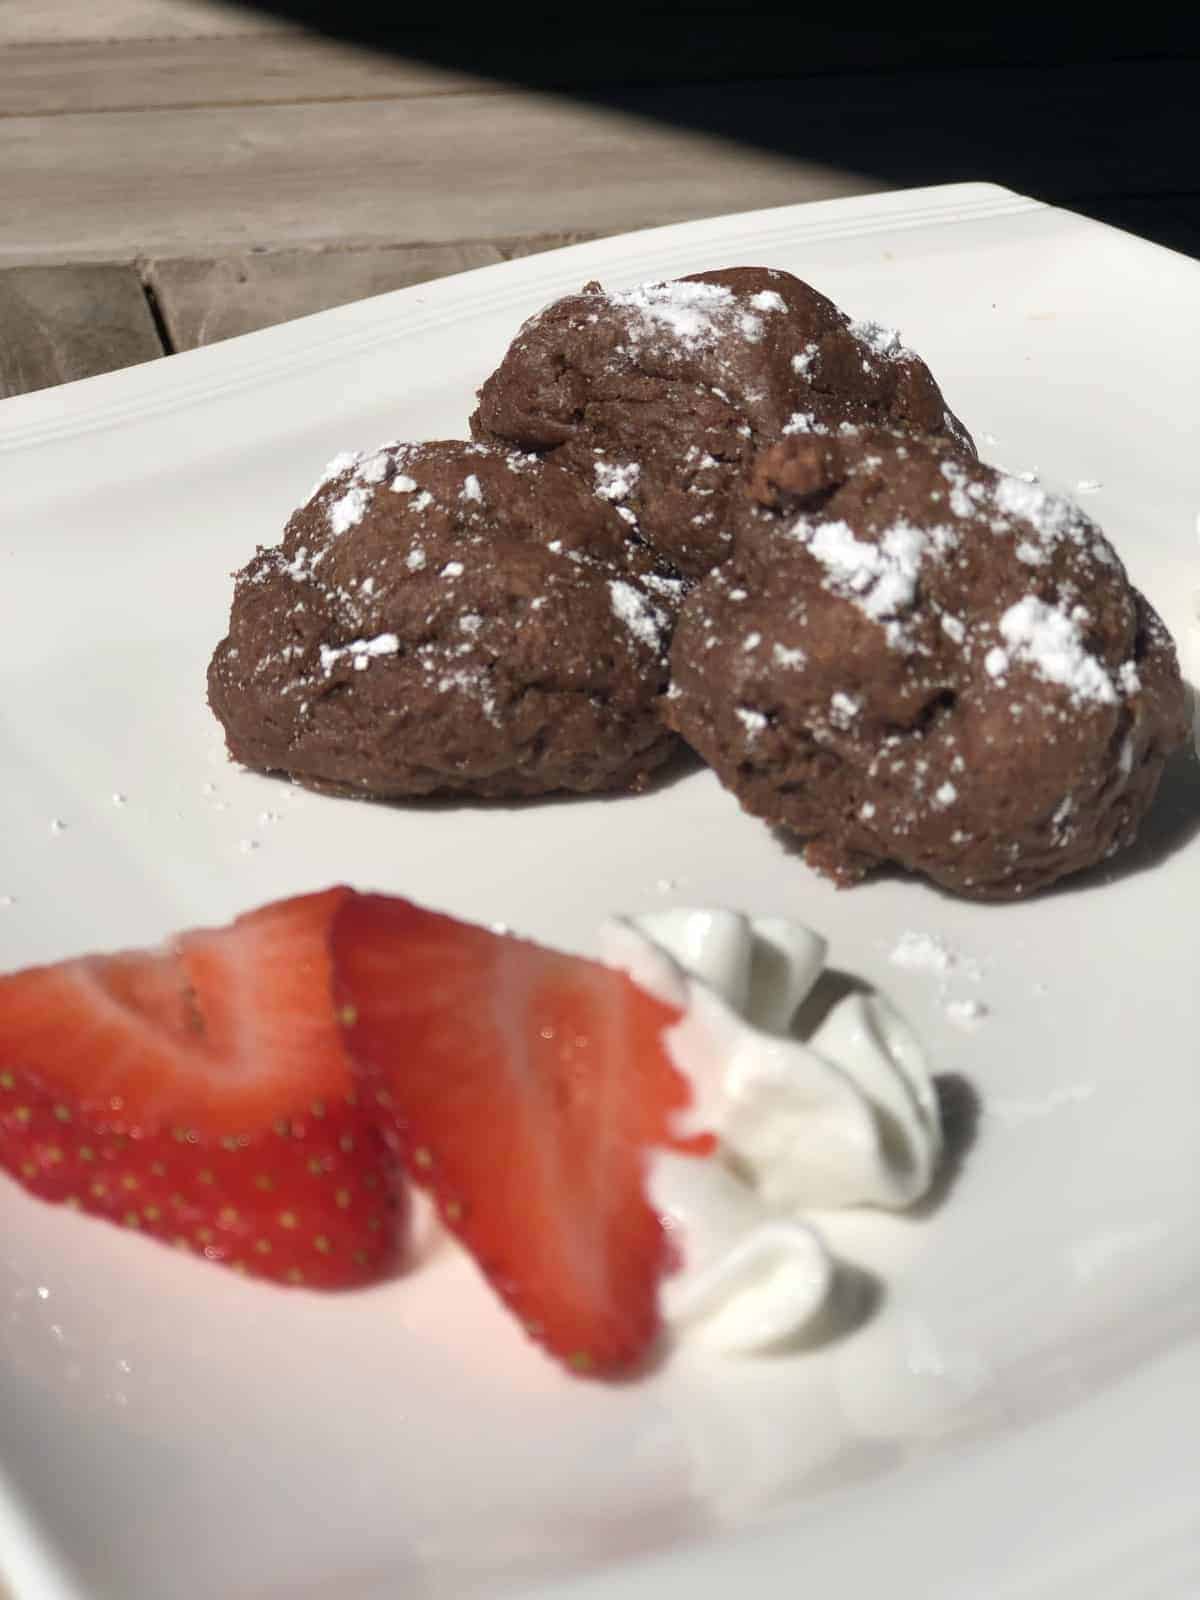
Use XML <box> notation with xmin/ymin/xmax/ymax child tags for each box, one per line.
<box><xmin>472</xmin><ymin>266</ymin><xmax>974</xmax><ymax>581</ymax></box>
<box><xmin>208</xmin><ymin>440</ymin><xmax>685</xmax><ymax>800</ymax></box>
<box><xmin>665</xmin><ymin>430</ymin><xmax>1188</xmax><ymax>899</ymax></box>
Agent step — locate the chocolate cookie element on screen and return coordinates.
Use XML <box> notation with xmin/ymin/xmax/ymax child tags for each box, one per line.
<box><xmin>208</xmin><ymin>440</ymin><xmax>685</xmax><ymax>799</ymax></box>
<box><xmin>665</xmin><ymin>430</ymin><xmax>1188</xmax><ymax>899</ymax></box>
<box><xmin>472</xmin><ymin>266</ymin><xmax>973</xmax><ymax>581</ymax></box>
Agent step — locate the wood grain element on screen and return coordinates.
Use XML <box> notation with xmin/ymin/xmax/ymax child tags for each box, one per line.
<box><xmin>0</xmin><ymin>0</ymin><xmax>295</xmax><ymax>46</ymax></box>
<box><xmin>0</xmin><ymin>264</ymin><xmax>163</xmax><ymax>398</ymax></box>
<box><xmin>12</xmin><ymin>8</ymin><xmax>1182</xmax><ymax>68</ymax></box>
<box><xmin>148</xmin><ymin>232</ymin><xmax>601</xmax><ymax>350</ymax></box>
<box><xmin>0</xmin><ymin>91</ymin><xmax>873</xmax><ymax>267</ymax></box>
<box><xmin>3</xmin><ymin>53</ymin><xmax>1195</xmax><ymax>268</ymax></box>
<box><xmin>2</xmin><ymin>3</ymin><xmax>1192</xmax><ymax>402</ymax></box>
<box><xmin>0</xmin><ymin>36</ymin><xmax>486</xmax><ymax>117</ymax></box>
<box><xmin>147</xmin><ymin>241</ymin><xmax>507</xmax><ymax>348</ymax></box>
<box><xmin>16</xmin><ymin>22</ymin><xmax>1189</xmax><ymax>118</ymax></box>
<box><xmin>499</xmin><ymin>232</ymin><xmax>599</xmax><ymax>259</ymax></box>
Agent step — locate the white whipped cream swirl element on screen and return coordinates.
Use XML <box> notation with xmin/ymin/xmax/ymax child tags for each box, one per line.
<box><xmin>599</xmin><ymin>910</ymin><xmax>942</xmax><ymax>1355</ymax></box>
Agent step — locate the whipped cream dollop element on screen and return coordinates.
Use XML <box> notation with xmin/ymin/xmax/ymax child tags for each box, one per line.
<box><xmin>599</xmin><ymin>910</ymin><xmax>942</xmax><ymax>1355</ymax></box>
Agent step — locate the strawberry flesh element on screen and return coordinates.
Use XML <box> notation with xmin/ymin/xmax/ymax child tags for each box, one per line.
<box><xmin>0</xmin><ymin>889</ymin><xmax>402</xmax><ymax>1288</ymax></box>
<box><xmin>332</xmin><ymin>893</ymin><xmax>713</xmax><ymax>1374</ymax></box>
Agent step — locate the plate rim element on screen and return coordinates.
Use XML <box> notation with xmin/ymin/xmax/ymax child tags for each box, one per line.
<box><xmin>0</xmin><ymin>182</ymin><xmax>1046</xmax><ymax>454</ymax></box>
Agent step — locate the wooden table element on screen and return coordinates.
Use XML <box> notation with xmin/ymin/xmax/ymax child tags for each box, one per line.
<box><xmin>1</xmin><ymin>3</ymin><xmax>1196</xmax><ymax>401</ymax></box>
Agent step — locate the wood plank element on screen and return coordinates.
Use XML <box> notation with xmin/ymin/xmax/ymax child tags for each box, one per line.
<box><xmin>21</xmin><ymin>12</ymin><xmax>1181</xmax><ymax>71</ymax></box>
<box><xmin>0</xmin><ymin>90</ymin><xmax>876</xmax><ymax>267</ymax></box>
<box><xmin>0</xmin><ymin>264</ymin><xmax>164</xmax><ymax>399</ymax></box>
<box><xmin>0</xmin><ymin>0</ymin><xmax>296</xmax><ymax>46</ymax></box>
<box><xmin>15</xmin><ymin>25</ymin><xmax>1197</xmax><ymax>120</ymax></box>
<box><xmin>147</xmin><ymin>241</ymin><xmax>507</xmax><ymax>348</ymax></box>
<box><xmin>0</xmin><ymin>36</ymin><xmax>487</xmax><ymax>117</ymax></box>
<box><xmin>10</xmin><ymin>24</ymin><xmax>1198</xmax><ymax>122</ymax></box>
<box><xmin>3</xmin><ymin>56</ymin><xmax>1195</xmax><ymax>269</ymax></box>
<box><xmin>148</xmin><ymin>234</ymin><xmax>603</xmax><ymax>349</ymax></box>
<box><xmin>499</xmin><ymin>232</ymin><xmax>599</xmax><ymax>260</ymax></box>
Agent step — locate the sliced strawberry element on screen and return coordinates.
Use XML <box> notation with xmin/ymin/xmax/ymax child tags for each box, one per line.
<box><xmin>332</xmin><ymin>893</ymin><xmax>714</xmax><ymax>1374</ymax></box>
<box><xmin>0</xmin><ymin>889</ymin><xmax>402</xmax><ymax>1288</ymax></box>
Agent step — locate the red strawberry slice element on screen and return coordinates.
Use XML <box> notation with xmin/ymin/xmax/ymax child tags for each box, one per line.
<box><xmin>332</xmin><ymin>893</ymin><xmax>714</xmax><ymax>1374</ymax></box>
<box><xmin>0</xmin><ymin>888</ymin><xmax>402</xmax><ymax>1289</ymax></box>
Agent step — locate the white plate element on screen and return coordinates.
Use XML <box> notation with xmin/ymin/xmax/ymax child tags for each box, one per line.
<box><xmin>2</xmin><ymin>183</ymin><xmax>1199</xmax><ymax>1600</ymax></box>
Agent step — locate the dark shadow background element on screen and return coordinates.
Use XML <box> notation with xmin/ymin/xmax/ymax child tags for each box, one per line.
<box><xmin>230</xmin><ymin>12</ymin><xmax>1200</xmax><ymax>257</ymax></box>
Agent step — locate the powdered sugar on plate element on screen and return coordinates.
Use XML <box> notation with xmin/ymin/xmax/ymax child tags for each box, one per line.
<box><xmin>945</xmin><ymin>997</ymin><xmax>989</xmax><ymax>1031</ymax></box>
<box><xmin>889</xmin><ymin>930</ymin><xmax>990</xmax><ymax>1029</ymax></box>
<box><xmin>889</xmin><ymin>930</ymin><xmax>959</xmax><ymax>977</ymax></box>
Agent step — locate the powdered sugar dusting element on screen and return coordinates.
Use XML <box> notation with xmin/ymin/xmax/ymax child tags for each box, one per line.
<box><xmin>946</xmin><ymin>459</ymin><xmax>1111</xmax><ymax>567</ymax></box>
<box><xmin>643</xmin><ymin>572</ymin><xmax>686</xmax><ymax>604</ymax></box>
<box><xmin>889</xmin><ymin>930</ymin><xmax>956</xmax><ymax>976</ymax></box>
<box><xmin>609</xmin><ymin>279</ymin><xmax>738</xmax><ymax>351</ymax></box>
<box><xmin>988</xmin><ymin>597</ymin><xmax>1117</xmax><ymax>705</ymax></box>
<box><xmin>593</xmin><ymin>459</ymin><xmax>641</xmax><ymax>502</ymax></box>
<box><xmin>609</xmin><ymin>580</ymin><xmax>667</xmax><ymax>654</ymax></box>
<box><xmin>790</xmin><ymin>343</ymin><xmax>819</xmax><ymax>377</ymax></box>
<box><xmin>359</xmin><ymin>450</ymin><xmax>392</xmax><ymax>485</ymax></box>
<box><xmin>319</xmin><ymin>633</ymin><xmax>400</xmax><ymax>675</ymax></box>
<box><xmin>1117</xmin><ymin>661</ymin><xmax>1141</xmax><ymax>695</ymax></box>
<box><xmin>284</xmin><ymin>546</ymin><xmax>312</xmax><ymax>581</ymax></box>
<box><xmin>327</xmin><ymin>485</ymin><xmax>371</xmax><ymax>536</ymax></box>
<box><xmin>783</xmin><ymin>411</ymin><xmax>830</xmax><ymax>436</ymax></box>
<box><xmin>604</xmin><ymin>275</ymin><xmax>789</xmax><ymax>355</ymax></box>
<box><xmin>311</xmin><ymin>450</ymin><xmax>358</xmax><ymax>497</ymax></box>
<box><xmin>773</xmin><ymin>642</ymin><xmax>807</xmax><ymax>668</ymax></box>
<box><xmin>849</xmin><ymin>319</ymin><xmax>904</xmax><ymax>359</ymax></box>
<box><xmin>829</xmin><ymin>691</ymin><xmax>862</xmax><ymax>728</ymax></box>
<box><xmin>434</xmin><ymin>665</ymin><xmax>500</xmax><ymax>727</ymax></box>
<box><xmin>796</xmin><ymin>518</ymin><xmax>927</xmax><ymax>649</ymax></box>
<box><xmin>312</xmin><ymin>442</ymin><xmax>396</xmax><ymax>502</ymax></box>
<box><xmin>945</xmin><ymin>998</ymin><xmax>989</xmax><ymax>1031</ymax></box>
<box><xmin>992</xmin><ymin>475</ymin><xmax>1077</xmax><ymax>538</ymax></box>
<box><xmin>891</xmin><ymin>930</ymin><xmax>984</xmax><ymax>982</ymax></box>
